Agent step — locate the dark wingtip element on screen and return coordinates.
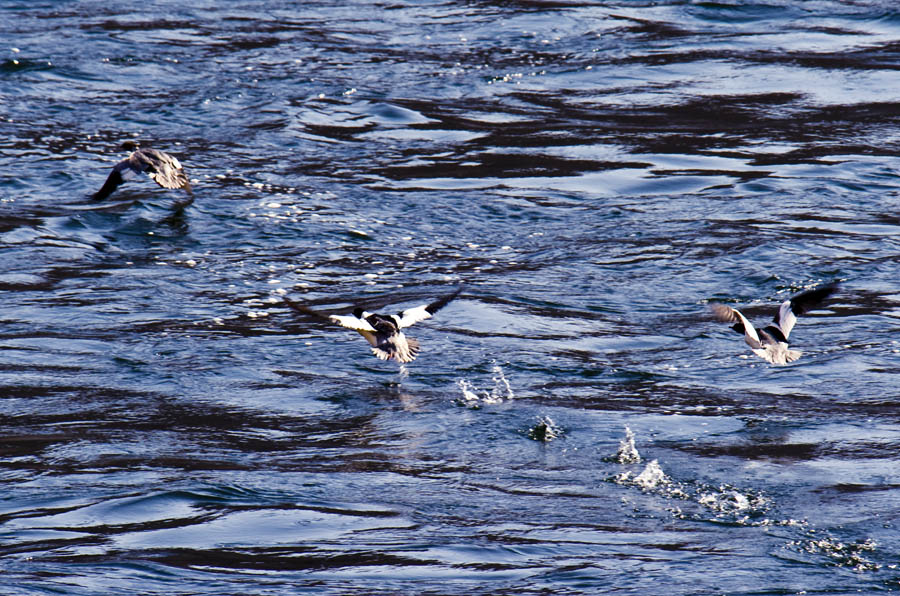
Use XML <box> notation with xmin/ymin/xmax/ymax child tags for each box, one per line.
<box><xmin>92</xmin><ymin>169</ymin><xmax>123</xmax><ymax>201</ymax></box>
<box><xmin>815</xmin><ymin>281</ymin><xmax>840</xmax><ymax>295</ymax></box>
<box><xmin>790</xmin><ymin>282</ymin><xmax>840</xmax><ymax>316</ymax></box>
<box><xmin>425</xmin><ymin>285</ymin><xmax>463</xmax><ymax>315</ymax></box>
<box><xmin>282</xmin><ymin>296</ymin><xmax>332</xmax><ymax>322</ymax></box>
<box><xmin>282</xmin><ymin>295</ymin><xmax>302</xmax><ymax>311</ymax></box>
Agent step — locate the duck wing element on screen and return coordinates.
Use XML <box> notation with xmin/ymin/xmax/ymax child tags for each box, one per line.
<box><xmin>134</xmin><ymin>149</ymin><xmax>192</xmax><ymax>192</ymax></box>
<box><xmin>284</xmin><ymin>296</ymin><xmax>335</xmax><ymax>321</ymax></box>
<box><xmin>329</xmin><ymin>313</ymin><xmax>378</xmax><ymax>333</ymax></box>
<box><xmin>92</xmin><ymin>164</ymin><xmax>128</xmax><ymax>200</ymax></box>
<box><xmin>711</xmin><ymin>303</ymin><xmax>764</xmax><ymax>349</ymax></box>
<box><xmin>396</xmin><ymin>286</ymin><xmax>462</xmax><ymax>328</ymax></box>
<box><xmin>774</xmin><ymin>283</ymin><xmax>839</xmax><ymax>340</ymax></box>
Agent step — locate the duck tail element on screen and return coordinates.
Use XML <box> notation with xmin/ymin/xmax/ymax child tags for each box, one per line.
<box><xmin>407</xmin><ymin>337</ymin><xmax>420</xmax><ymax>360</ymax></box>
<box><xmin>784</xmin><ymin>349</ymin><xmax>802</xmax><ymax>363</ymax></box>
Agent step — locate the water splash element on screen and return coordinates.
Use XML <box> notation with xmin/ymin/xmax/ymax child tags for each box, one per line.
<box><xmin>527</xmin><ymin>415</ymin><xmax>561</xmax><ymax>442</ymax></box>
<box><xmin>611</xmin><ymin>431</ymin><xmax>772</xmax><ymax>524</ymax></box>
<box><xmin>490</xmin><ymin>363</ymin><xmax>514</xmax><ymax>401</ymax></box>
<box><xmin>698</xmin><ymin>488</ymin><xmax>752</xmax><ymax>514</ymax></box>
<box><xmin>456</xmin><ymin>379</ymin><xmax>483</xmax><ymax>406</ymax></box>
<box><xmin>455</xmin><ymin>363</ymin><xmax>515</xmax><ymax>407</ymax></box>
<box><xmin>616</xmin><ymin>426</ymin><xmax>641</xmax><ymax>464</ymax></box>
<box><xmin>783</xmin><ymin>536</ymin><xmax>880</xmax><ymax>572</ymax></box>
<box><xmin>617</xmin><ymin>459</ymin><xmax>670</xmax><ymax>490</ymax></box>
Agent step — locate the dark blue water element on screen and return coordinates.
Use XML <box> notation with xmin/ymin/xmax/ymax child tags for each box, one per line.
<box><xmin>2</xmin><ymin>1</ymin><xmax>900</xmax><ymax>593</ymax></box>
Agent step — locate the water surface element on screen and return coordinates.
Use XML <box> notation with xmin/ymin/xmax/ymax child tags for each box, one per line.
<box><xmin>2</xmin><ymin>1</ymin><xmax>900</xmax><ymax>594</ymax></box>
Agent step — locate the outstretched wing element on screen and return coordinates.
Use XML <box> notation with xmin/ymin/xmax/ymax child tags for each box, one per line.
<box><xmin>135</xmin><ymin>149</ymin><xmax>192</xmax><ymax>192</ymax></box>
<box><xmin>710</xmin><ymin>303</ymin><xmax>763</xmax><ymax>349</ymax></box>
<box><xmin>396</xmin><ymin>286</ymin><xmax>462</xmax><ymax>328</ymax></box>
<box><xmin>775</xmin><ymin>283</ymin><xmax>839</xmax><ymax>339</ymax></box>
<box><xmin>283</xmin><ymin>296</ymin><xmax>333</xmax><ymax>322</ymax></box>
<box><xmin>283</xmin><ymin>296</ymin><xmax>378</xmax><ymax>332</ymax></box>
<box><xmin>329</xmin><ymin>313</ymin><xmax>377</xmax><ymax>333</ymax></box>
<box><xmin>93</xmin><ymin>147</ymin><xmax>191</xmax><ymax>200</ymax></box>
<box><xmin>283</xmin><ymin>296</ymin><xmax>380</xmax><ymax>346</ymax></box>
<box><xmin>92</xmin><ymin>166</ymin><xmax>125</xmax><ymax>201</ymax></box>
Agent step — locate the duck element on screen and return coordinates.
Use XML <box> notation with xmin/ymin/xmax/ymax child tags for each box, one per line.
<box><xmin>285</xmin><ymin>287</ymin><xmax>462</xmax><ymax>363</ymax></box>
<box><xmin>93</xmin><ymin>141</ymin><xmax>192</xmax><ymax>201</ymax></box>
<box><xmin>710</xmin><ymin>283</ymin><xmax>839</xmax><ymax>365</ymax></box>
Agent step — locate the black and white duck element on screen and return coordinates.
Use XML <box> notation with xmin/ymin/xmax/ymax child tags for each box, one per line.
<box><xmin>710</xmin><ymin>283</ymin><xmax>839</xmax><ymax>365</ymax></box>
<box><xmin>285</xmin><ymin>287</ymin><xmax>462</xmax><ymax>363</ymax></box>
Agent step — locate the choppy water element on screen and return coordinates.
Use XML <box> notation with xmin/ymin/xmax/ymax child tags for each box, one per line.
<box><xmin>2</xmin><ymin>1</ymin><xmax>900</xmax><ymax>594</ymax></box>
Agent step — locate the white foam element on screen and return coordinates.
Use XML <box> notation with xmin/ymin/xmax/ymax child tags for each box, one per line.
<box><xmin>490</xmin><ymin>364</ymin><xmax>515</xmax><ymax>402</ymax></box>
<box><xmin>786</xmin><ymin>536</ymin><xmax>879</xmax><ymax>572</ymax></box>
<box><xmin>457</xmin><ymin>379</ymin><xmax>481</xmax><ymax>404</ymax></box>
<box><xmin>615</xmin><ymin>459</ymin><xmax>671</xmax><ymax>491</ymax></box>
<box><xmin>455</xmin><ymin>365</ymin><xmax>515</xmax><ymax>406</ymax></box>
<box><xmin>699</xmin><ymin>489</ymin><xmax>751</xmax><ymax>513</ymax></box>
<box><xmin>616</xmin><ymin>426</ymin><xmax>641</xmax><ymax>464</ymax></box>
<box><xmin>456</xmin><ymin>379</ymin><xmax>503</xmax><ymax>405</ymax></box>
<box><xmin>632</xmin><ymin>460</ymin><xmax>668</xmax><ymax>489</ymax></box>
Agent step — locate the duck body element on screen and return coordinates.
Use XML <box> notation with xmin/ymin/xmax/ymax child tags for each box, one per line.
<box><xmin>332</xmin><ymin>309</ymin><xmax>421</xmax><ymax>363</ymax></box>
<box><xmin>93</xmin><ymin>143</ymin><xmax>192</xmax><ymax>201</ymax></box>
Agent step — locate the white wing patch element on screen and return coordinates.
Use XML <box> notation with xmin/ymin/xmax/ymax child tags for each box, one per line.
<box><xmin>330</xmin><ymin>314</ymin><xmax>377</xmax><ymax>332</ymax></box>
<box><xmin>711</xmin><ymin>304</ymin><xmax>763</xmax><ymax>349</ymax></box>
<box><xmin>731</xmin><ymin>308</ymin><xmax>764</xmax><ymax>349</ymax></box>
<box><xmin>775</xmin><ymin>299</ymin><xmax>798</xmax><ymax>340</ymax></box>
<box><xmin>137</xmin><ymin>149</ymin><xmax>190</xmax><ymax>190</ymax></box>
<box><xmin>396</xmin><ymin>304</ymin><xmax>434</xmax><ymax>329</ymax></box>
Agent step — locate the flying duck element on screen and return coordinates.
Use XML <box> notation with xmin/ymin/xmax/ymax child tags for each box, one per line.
<box><xmin>285</xmin><ymin>287</ymin><xmax>462</xmax><ymax>363</ymax></box>
<box><xmin>710</xmin><ymin>283</ymin><xmax>839</xmax><ymax>365</ymax></box>
<box><xmin>93</xmin><ymin>141</ymin><xmax>192</xmax><ymax>201</ymax></box>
